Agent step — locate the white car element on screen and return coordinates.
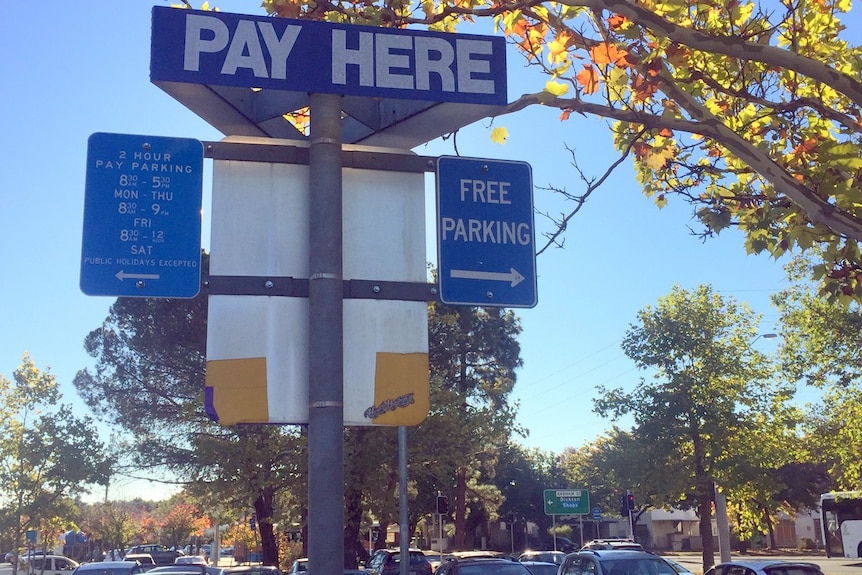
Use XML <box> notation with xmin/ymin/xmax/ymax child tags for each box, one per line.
<box><xmin>704</xmin><ymin>560</ymin><xmax>825</xmax><ymax>575</ymax></box>
<box><xmin>176</xmin><ymin>557</ymin><xmax>208</xmax><ymax>566</ymax></box>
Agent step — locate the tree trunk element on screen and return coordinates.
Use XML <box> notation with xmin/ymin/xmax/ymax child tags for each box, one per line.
<box><xmin>344</xmin><ymin>482</ymin><xmax>368</xmax><ymax>568</ymax></box>
<box><xmin>454</xmin><ymin>466</ymin><xmax>468</xmax><ymax>549</ymax></box>
<box><xmin>253</xmin><ymin>488</ymin><xmax>279</xmax><ymax>566</ymax></box>
<box><xmin>762</xmin><ymin>506</ymin><xmax>777</xmax><ymax>549</ymax></box>
<box><xmin>375</xmin><ymin>520</ymin><xmax>390</xmax><ymax>550</ymax></box>
<box><xmin>698</xmin><ymin>490</ymin><xmax>715</xmax><ymax>569</ymax></box>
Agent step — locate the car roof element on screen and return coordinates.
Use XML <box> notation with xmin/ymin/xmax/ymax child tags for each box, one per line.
<box><xmin>74</xmin><ymin>562</ymin><xmax>143</xmax><ymax>573</ymax></box>
<box><xmin>571</xmin><ymin>550</ymin><xmax>657</xmax><ymax>559</ymax></box>
<box><xmin>219</xmin><ymin>567</ymin><xmax>282</xmax><ymax>574</ymax></box>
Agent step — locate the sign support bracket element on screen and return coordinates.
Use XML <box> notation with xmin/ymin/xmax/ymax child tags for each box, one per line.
<box><xmin>204</xmin><ymin>275</ymin><xmax>438</xmax><ymax>302</ymax></box>
<box><xmin>204</xmin><ymin>140</ymin><xmax>437</xmax><ymax>173</ymax></box>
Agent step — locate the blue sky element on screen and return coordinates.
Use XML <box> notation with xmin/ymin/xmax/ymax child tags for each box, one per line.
<box><xmin>1</xmin><ymin>1</ymin><xmax>797</xmax><ymax>499</ymax></box>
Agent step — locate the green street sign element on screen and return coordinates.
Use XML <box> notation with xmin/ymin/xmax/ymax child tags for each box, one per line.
<box><xmin>544</xmin><ymin>489</ymin><xmax>590</xmax><ymax>515</ymax></box>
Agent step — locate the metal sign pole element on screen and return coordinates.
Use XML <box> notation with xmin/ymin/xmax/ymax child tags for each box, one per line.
<box><xmin>307</xmin><ymin>92</ymin><xmax>344</xmax><ymax>575</ymax></box>
<box><xmin>399</xmin><ymin>427</ymin><xmax>409</xmax><ymax>575</ymax></box>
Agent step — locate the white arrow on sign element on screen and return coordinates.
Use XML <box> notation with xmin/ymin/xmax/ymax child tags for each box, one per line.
<box><xmin>115</xmin><ymin>270</ymin><xmax>161</xmax><ymax>281</ymax></box>
<box><xmin>450</xmin><ymin>268</ymin><xmax>525</xmax><ymax>287</ymax></box>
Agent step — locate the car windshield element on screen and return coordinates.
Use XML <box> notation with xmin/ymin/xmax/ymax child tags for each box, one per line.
<box><xmin>460</xmin><ymin>564</ymin><xmax>531</xmax><ymax>575</ymax></box>
<box><xmin>763</xmin><ymin>567</ymin><xmax>822</xmax><ymax>575</ymax></box>
<box><xmin>77</xmin><ymin>569</ymin><xmax>138</xmax><ymax>575</ymax></box>
<box><xmin>524</xmin><ymin>564</ymin><xmax>559</xmax><ymax>575</ymax></box>
<box><xmin>602</xmin><ymin>558</ymin><xmax>677</xmax><ymax>575</ymax></box>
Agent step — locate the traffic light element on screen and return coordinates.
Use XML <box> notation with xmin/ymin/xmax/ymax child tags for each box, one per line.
<box><xmin>436</xmin><ymin>495</ymin><xmax>449</xmax><ymax>515</ymax></box>
<box><xmin>627</xmin><ymin>493</ymin><xmax>635</xmax><ymax>511</ymax></box>
<box><xmin>506</xmin><ymin>512</ymin><xmax>515</xmax><ymax>525</ymax></box>
<box><xmin>619</xmin><ymin>494</ymin><xmax>628</xmax><ymax>516</ymax></box>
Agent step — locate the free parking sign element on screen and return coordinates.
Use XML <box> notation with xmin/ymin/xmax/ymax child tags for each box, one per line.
<box><xmin>436</xmin><ymin>156</ymin><xmax>537</xmax><ymax>307</ymax></box>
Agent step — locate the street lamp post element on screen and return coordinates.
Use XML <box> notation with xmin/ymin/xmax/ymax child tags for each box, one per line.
<box><xmin>716</xmin><ymin>333</ymin><xmax>777</xmax><ymax>563</ymax></box>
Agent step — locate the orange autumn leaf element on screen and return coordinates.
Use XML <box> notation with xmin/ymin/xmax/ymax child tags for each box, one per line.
<box><xmin>548</xmin><ymin>32</ymin><xmax>572</xmax><ymax>63</ymax></box>
<box><xmin>607</xmin><ymin>14</ymin><xmax>627</xmax><ymax>30</ymax></box>
<box><xmin>632</xmin><ymin>74</ymin><xmax>659</xmax><ymax>102</ymax></box>
<box><xmin>560</xmin><ymin>109</ymin><xmax>572</xmax><ymax>121</ymax></box>
<box><xmin>590</xmin><ymin>42</ymin><xmax>627</xmax><ymax>66</ymax></box>
<box><xmin>793</xmin><ymin>137</ymin><xmax>819</xmax><ymax>154</ymax></box>
<box><xmin>658</xmin><ymin>128</ymin><xmax>674</xmax><ymax>137</ymax></box>
<box><xmin>576</xmin><ymin>64</ymin><xmax>600</xmax><ymax>94</ymax></box>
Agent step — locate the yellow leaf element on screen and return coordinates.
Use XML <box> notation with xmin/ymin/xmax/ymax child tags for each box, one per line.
<box><xmin>544</xmin><ymin>81</ymin><xmax>569</xmax><ymax>97</ymax></box>
<box><xmin>490</xmin><ymin>126</ymin><xmax>509</xmax><ymax>145</ymax></box>
<box><xmin>202</xmin><ymin>1</ymin><xmax>210</xmax><ymax>9</ymax></box>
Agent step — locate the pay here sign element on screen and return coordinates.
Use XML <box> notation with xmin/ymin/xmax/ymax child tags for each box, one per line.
<box><xmin>150</xmin><ymin>6</ymin><xmax>507</xmax><ymax>105</ymax></box>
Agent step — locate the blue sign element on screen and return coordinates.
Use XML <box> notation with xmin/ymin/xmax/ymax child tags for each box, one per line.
<box><xmin>437</xmin><ymin>156</ymin><xmax>537</xmax><ymax>307</ymax></box>
<box><xmin>592</xmin><ymin>507</ymin><xmax>602</xmax><ymax>520</ymax></box>
<box><xmin>81</xmin><ymin>133</ymin><xmax>203</xmax><ymax>298</ymax></box>
<box><xmin>150</xmin><ymin>6</ymin><xmax>507</xmax><ymax>105</ymax></box>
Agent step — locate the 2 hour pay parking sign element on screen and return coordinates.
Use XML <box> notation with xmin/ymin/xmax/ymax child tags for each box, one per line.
<box><xmin>436</xmin><ymin>156</ymin><xmax>537</xmax><ymax>308</ymax></box>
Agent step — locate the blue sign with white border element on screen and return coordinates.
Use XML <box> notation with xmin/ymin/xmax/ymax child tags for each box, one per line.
<box><xmin>150</xmin><ymin>6</ymin><xmax>507</xmax><ymax>105</ymax></box>
<box><xmin>80</xmin><ymin>132</ymin><xmax>203</xmax><ymax>298</ymax></box>
<box><xmin>436</xmin><ymin>156</ymin><xmax>537</xmax><ymax>307</ymax></box>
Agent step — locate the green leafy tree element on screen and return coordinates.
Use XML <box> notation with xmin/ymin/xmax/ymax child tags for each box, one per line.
<box><xmin>425</xmin><ymin>302</ymin><xmax>523</xmax><ymax>549</ymax></box>
<box><xmin>774</xmin><ymin>255</ymin><xmax>862</xmax><ymax>489</ymax></box>
<box><xmin>0</xmin><ymin>354</ymin><xmax>108</xmax><ymax>574</ymax></box>
<box><xmin>74</xmin><ymin>255</ymin><xmax>301</xmax><ymax>566</ymax></box>
<box><xmin>594</xmin><ymin>284</ymin><xmax>785</xmax><ymax>569</ymax></box>
<box><xmin>495</xmin><ymin>441</ymin><xmax>566</xmax><ymax>548</ymax></box>
<box><xmin>559</xmin><ymin>427</ymin><xmax>690</xmax><ymax>531</ymax></box>
<box><xmin>83</xmin><ymin>501</ymin><xmax>141</xmax><ymax>556</ymax></box>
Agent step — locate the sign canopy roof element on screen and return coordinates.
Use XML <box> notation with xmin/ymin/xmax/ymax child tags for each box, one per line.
<box><xmin>150</xmin><ymin>81</ymin><xmax>505</xmax><ymax>148</ymax></box>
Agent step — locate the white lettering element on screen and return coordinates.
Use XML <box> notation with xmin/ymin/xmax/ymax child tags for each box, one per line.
<box><xmin>258</xmin><ymin>23</ymin><xmax>301</xmax><ymax>80</ymax></box>
<box><xmin>458</xmin><ymin>179</ymin><xmax>512</xmax><ymax>204</ymax></box>
<box><xmin>222</xmin><ymin>20</ymin><xmax>269</xmax><ymax>77</ymax></box>
<box><xmin>414</xmin><ymin>37</ymin><xmax>455</xmax><ymax>92</ymax></box>
<box><xmin>441</xmin><ymin>217</ymin><xmax>530</xmax><ymax>245</ymax></box>
<box><xmin>456</xmin><ymin>39</ymin><xmax>495</xmax><ymax>95</ymax></box>
<box><xmin>332</xmin><ymin>30</ymin><xmax>374</xmax><ymax>86</ymax></box>
<box><xmin>184</xmin><ymin>14</ymin><xmax>229</xmax><ymax>72</ymax></box>
<box><xmin>375</xmin><ymin>34</ymin><xmax>413</xmax><ymax>89</ymax></box>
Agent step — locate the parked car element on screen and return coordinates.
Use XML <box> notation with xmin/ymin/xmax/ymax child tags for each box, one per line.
<box><xmin>287</xmin><ymin>559</ymin><xmax>308</xmax><ymax>575</ymax></box>
<box><xmin>175</xmin><ymin>557</ymin><xmax>208</xmax><ymax>566</ymax></box>
<box><xmin>521</xmin><ymin>561</ymin><xmax>559</xmax><ymax>575</ymax></box>
<box><xmin>703</xmin><ymin>560</ymin><xmax>825</xmax><ymax>575</ymax></box>
<box><xmin>538</xmin><ymin>536</ymin><xmax>577</xmax><ymax>553</ymax></box>
<box><xmin>558</xmin><ymin>549</ymin><xmax>677</xmax><ymax>575</ymax></box>
<box><xmin>518</xmin><ymin>551</ymin><xmax>566</xmax><ymax>566</ymax></box>
<box><xmin>286</xmin><ymin>560</ymin><xmax>364</xmax><ymax>575</ymax></box>
<box><xmin>72</xmin><ymin>562</ymin><xmax>149</xmax><ymax>575</ymax></box>
<box><xmin>217</xmin><ymin>566</ymin><xmax>283</xmax><ymax>575</ymax></box>
<box><xmin>581</xmin><ymin>539</ymin><xmax>644</xmax><ymax>551</ymax></box>
<box><xmin>128</xmin><ymin>546</ymin><xmax>183</xmax><ymax>566</ymax></box>
<box><xmin>662</xmin><ymin>557</ymin><xmax>696</xmax><ymax>575</ymax></box>
<box><xmin>149</xmin><ymin>564</ymin><xmax>221</xmax><ymax>575</ymax></box>
<box><xmin>124</xmin><ymin>554</ymin><xmax>157</xmax><ymax>571</ymax></box>
<box><xmin>435</xmin><ymin>557</ymin><xmax>534</xmax><ymax>575</ymax></box>
<box><xmin>365</xmin><ymin>549</ymin><xmax>432</xmax><ymax>575</ymax></box>
<box><xmin>20</xmin><ymin>554</ymin><xmax>80</xmax><ymax>575</ymax></box>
